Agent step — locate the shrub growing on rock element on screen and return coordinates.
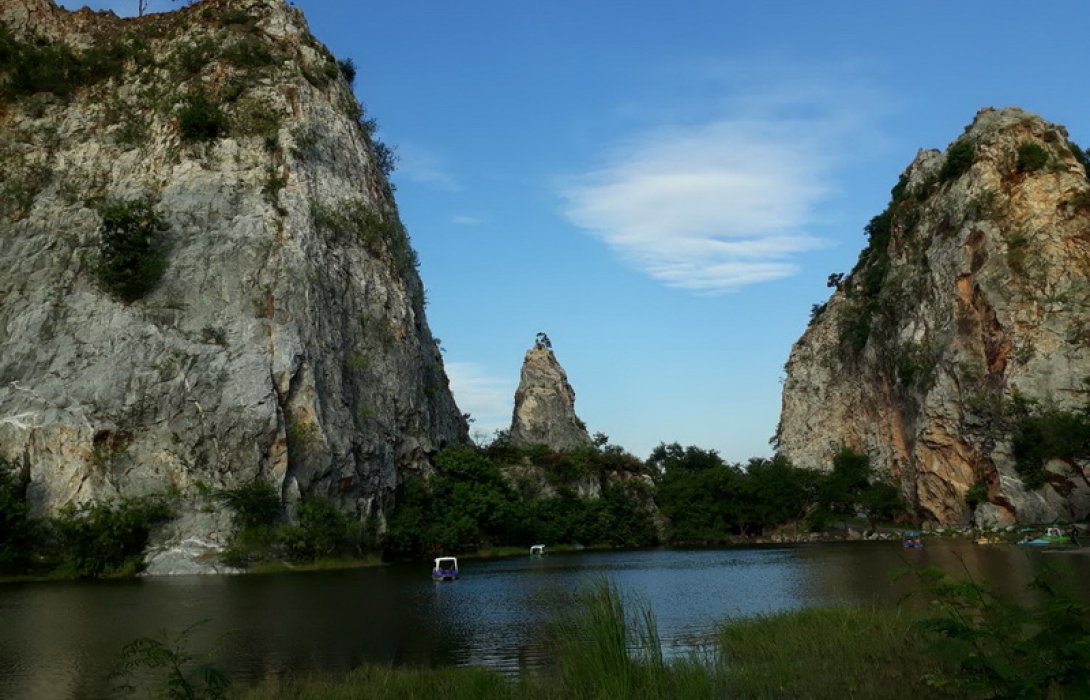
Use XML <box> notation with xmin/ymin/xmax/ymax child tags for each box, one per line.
<box><xmin>177</xmin><ymin>92</ymin><xmax>228</xmax><ymax>141</ymax></box>
<box><xmin>94</xmin><ymin>199</ymin><xmax>169</xmax><ymax>302</ymax></box>
<box><xmin>1016</xmin><ymin>140</ymin><xmax>1049</xmax><ymax>172</ymax></box>
<box><xmin>940</xmin><ymin>139</ymin><xmax>975</xmax><ymax>181</ymax></box>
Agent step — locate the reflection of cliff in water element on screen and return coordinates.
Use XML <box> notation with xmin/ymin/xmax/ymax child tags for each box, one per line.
<box><xmin>794</xmin><ymin>539</ymin><xmax>1090</xmax><ymax>607</ymax></box>
<box><xmin>4</xmin><ymin>542</ymin><xmax>1090</xmax><ymax>697</ymax></box>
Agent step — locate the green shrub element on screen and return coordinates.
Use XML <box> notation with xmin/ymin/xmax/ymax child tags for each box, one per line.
<box><xmin>0</xmin><ymin>455</ymin><xmax>34</xmax><ymax>573</ymax></box>
<box><xmin>1068</xmin><ymin>140</ymin><xmax>1090</xmax><ymax>179</ymax></box>
<box><xmin>1011</xmin><ymin>403</ymin><xmax>1090</xmax><ymax>489</ymax></box>
<box><xmin>281</xmin><ymin>499</ymin><xmax>361</xmax><ymax>562</ymax></box>
<box><xmin>337</xmin><ymin>57</ymin><xmax>356</xmax><ymax>86</ymax></box>
<box><xmin>172</xmin><ymin>37</ymin><xmax>218</xmax><ymax>77</ymax></box>
<box><xmin>940</xmin><ymin>139</ymin><xmax>975</xmax><ymax>181</ymax></box>
<box><xmin>221</xmin><ymin>37</ymin><xmax>277</xmax><ymax>70</ymax></box>
<box><xmin>1016</xmin><ymin>140</ymin><xmax>1049</xmax><ymax>172</ymax></box>
<box><xmin>177</xmin><ymin>92</ymin><xmax>228</xmax><ymax>142</ymax></box>
<box><xmin>964</xmin><ymin>481</ymin><xmax>988</xmax><ymax>511</ymax></box>
<box><xmin>93</xmin><ymin>199</ymin><xmax>170</xmax><ymax>303</ymax></box>
<box><xmin>48</xmin><ymin>496</ymin><xmax>172</xmax><ymax>578</ymax></box>
<box><xmin>219</xmin><ymin>480</ymin><xmax>281</xmax><ymax>529</ymax></box>
<box><xmin>0</xmin><ymin>27</ymin><xmax>129</xmax><ymax>101</ymax></box>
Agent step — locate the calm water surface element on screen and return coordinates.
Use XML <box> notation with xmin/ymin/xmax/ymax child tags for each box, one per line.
<box><xmin>1</xmin><ymin>540</ymin><xmax>1087</xmax><ymax>698</ymax></box>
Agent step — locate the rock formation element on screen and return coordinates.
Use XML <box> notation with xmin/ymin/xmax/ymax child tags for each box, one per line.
<box><xmin>0</xmin><ymin>0</ymin><xmax>467</xmax><ymax>572</ymax></box>
<box><xmin>777</xmin><ymin>107</ymin><xmax>1090</xmax><ymax>527</ymax></box>
<box><xmin>509</xmin><ymin>335</ymin><xmax>592</xmax><ymax>451</ymax></box>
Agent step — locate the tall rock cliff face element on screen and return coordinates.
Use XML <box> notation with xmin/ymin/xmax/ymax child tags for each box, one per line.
<box><xmin>509</xmin><ymin>338</ymin><xmax>592</xmax><ymax>451</ymax></box>
<box><xmin>0</xmin><ymin>0</ymin><xmax>467</xmax><ymax>572</ymax></box>
<box><xmin>777</xmin><ymin>108</ymin><xmax>1090</xmax><ymax>527</ymax></box>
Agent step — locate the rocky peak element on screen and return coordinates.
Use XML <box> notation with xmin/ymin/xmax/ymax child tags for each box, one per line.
<box><xmin>777</xmin><ymin>106</ymin><xmax>1090</xmax><ymax>527</ymax></box>
<box><xmin>509</xmin><ymin>334</ymin><xmax>592</xmax><ymax>451</ymax></box>
<box><xmin>0</xmin><ymin>0</ymin><xmax>467</xmax><ymax>573</ymax></box>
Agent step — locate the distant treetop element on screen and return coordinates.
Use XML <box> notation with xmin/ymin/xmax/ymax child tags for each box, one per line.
<box><xmin>535</xmin><ymin>332</ymin><xmax>552</xmax><ymax>350</ymax></box>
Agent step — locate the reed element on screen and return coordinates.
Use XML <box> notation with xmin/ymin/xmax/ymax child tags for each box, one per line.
<box><xmin>718</xmin><ymin>605</ymin><xmax>947</xmax><ymax>699</ymax></box>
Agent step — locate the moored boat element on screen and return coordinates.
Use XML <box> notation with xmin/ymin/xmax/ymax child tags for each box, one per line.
<box><xmin>432</xmin><ymin>556</ymin><xmax>459</xmax><ymax>581</ymax></box>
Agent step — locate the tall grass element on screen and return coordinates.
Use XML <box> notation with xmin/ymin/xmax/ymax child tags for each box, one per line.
<box><xmin>719</xmin><ymin>606</ymin><xmax>948</xmax><ymax>699</ymax></box>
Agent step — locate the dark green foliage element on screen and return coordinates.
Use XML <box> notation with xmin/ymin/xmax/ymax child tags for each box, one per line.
<box><xmin>1010</xmin><ymin>399</ymin><xmax>1090</xmax><ymax>490</ymax></box>
<box><xmin>0</xmin><ymin>456</ymin><xmax>33</xmax><ymax>573</ymax></box>
<box><xmin>1016</xmin><ymin>140</ymin><xmax>1049</xmax><ymax>172</ymax></box>
<box><xmin>303</xmin><ymin>61</ymin><xmax>340</xmax><ymax>88</ymax></box>
<box><xmin>312</xmin><ymin>199</ymin><xmax>417</xmax><ymax>273</ymax></box>
<box><xmin>337</xmin><ymin>57</ymin><xmax>357</xmax><ymax>86</ymax></box>
<box><xmin>384</xmin><ymin>446</ymin><xmax>658</xmax><ymax>559</ymax></box>
<box><xmin>372</xmin><ymin>139</ymin><xmax>398</xmax><ymax>177</ymax></box>
<box><xmin>177</xmin><ymin>92</ymin><xmax>228</xmax><ymax>142</ymax></box>
<box><xmin>173</xmin><ymin>38</ymin><xmax>218</xmax><ymax>76</ymax></box>
<box><xmin>913</xmin><ymin>566</ymin><xmax>1090</xmax><ymax>698</ymax></box>
<box><xmin>808</xmin><ymin>302</ymin><xmax>827</xmax><ymax>325</ymax></box>
<box><xmin>94</xmin><ymin>199</ymin><xmax>170</xmax><ymax>303</ymax></box>
<box><xmin>653</xmin><ymin>443</ymin><xmax>825</xmax><ymax>540</ymax></box>
<box><xmin>220</xmin><ymin>37</ymin><xmax>277</xmax><ymax>70</ymax></box>
<box><xmin>964</xmin><ymin>482</ymin><xmax>988</xmax><ymax>511</ymax></box>
<box><xmin>0</xmin><ymin>27</ymin><xmax>130</xmax><ymax>101</ymax></box>
<box><xmin>49</xmin><ymin>496</ymin><xmax>171</xmax><ymax>578</ymax></box>
<box><xmin>281</xmin><ymin>500</ymin><xmax>361</xmax><ymax>561</ymax></box>
<box><xmin>111</xmin><ymin>621</ymin><xmax>230</xmax><ymax>700</ymax></box>
<box><xmin>218</xmin><ymin>480</ymin><xmax>280</xmax><ymax>530</ymax></box>
<box><xmin>939</xmin><ymin>139</ymin><xmax>975</xmax><ymax>181</ymax></box>
<box><xmin>218</xmin><ymin>8</ymin><xmax>257</xmax><ymax>28</ymax></box>
<box><xmin>1067</xmin><ymin>140</ymin><xmax>1090</xmax><ymax>179</ymax></box>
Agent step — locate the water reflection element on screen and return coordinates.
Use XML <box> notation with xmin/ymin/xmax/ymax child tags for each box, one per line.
<box><xmin>1</xmin><ymin>540</ymin><xmax>1088</xmax><ymax>698</ymax></box>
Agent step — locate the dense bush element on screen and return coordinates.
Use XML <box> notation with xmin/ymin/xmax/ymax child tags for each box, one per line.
<box><xmin>0</xmin><ymin>27</ymin><xmax>131</xmax><ymax>101</ymax></box>
<box><xmin>1010</xmin><ymin>398</ymin><xmax>1090</xmax><ymax>490</ymax></box>
<box><xmin>1016</xmin><ymin>140</ymin><xmax>1049</xmax><ymax>172</ymax></box>
<box><xmin>48</xmin><ymin>496</ymin><xmax>172</xmax><ymax>578</ymax></box>
<box><xmin>939</xmin><ymin>139</ymin><xmax>975</xmax><ymax>181</ymax></box>
<box><xmin>177</xmin><ymin>92</ymin><xmax>229</xmax><ymax>141</ymax></box>
<box><xmin>0</xmin><ymin>456</ymin><xmax>33</xmax><ymax>573</ymax></box>
<box><xmin>337</xmin><ymin>57</ymin><xmax>357</xmax><ymax>86</ymax></box>
<box><xmin>94</xmin><ymin>199</ymin><xmax>169</xmax><ymax>302</ymax></box>
<box><xmin>219</xmin><ymin>480</ymin><xmax>281</xmax><ymax>530</ymax></box>
<box><xmin>384</xmin><ymin>446</ymin><xmax>658</xmax><ymax>559</ymax></box>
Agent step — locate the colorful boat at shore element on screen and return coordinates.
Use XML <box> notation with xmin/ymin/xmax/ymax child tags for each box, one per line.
<box><xmin>1017</xmin><ymin>527</ymin><xmax>1073</xmax><ymax>547</ymax></box>
<box><xmin>902</xmin><ymin>531</ymin><xmax>923</xmax><ymax>548</ymax></box>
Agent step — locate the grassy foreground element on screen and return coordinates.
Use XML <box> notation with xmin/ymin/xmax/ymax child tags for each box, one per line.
<box><xmin>235</xmin><ymin>587</ymin><xmax>944</xmax><ymax>700</ymax></box>
<box><xmin>133</xmin><ymin>570</ymin><xmax>1089</xmax><ymax>700</ymax></box>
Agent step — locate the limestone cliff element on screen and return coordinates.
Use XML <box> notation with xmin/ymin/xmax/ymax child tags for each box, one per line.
<box><xmin>777</xmin><ymin>108</ymin><xmax>1090</xmax><ymax>527</ymax></box>
<box><xmin>509</xmin><ymin>336</ymin><xmax>592</xmax><ymax>451</ymax></box>
<box><xmin>0</xmin><ymin>0</ymin><xmax>467</xmax><ymax>572</ymax></box>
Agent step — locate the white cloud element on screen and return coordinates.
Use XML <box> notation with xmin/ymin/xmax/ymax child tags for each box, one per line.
<box><xmin>396</xmin><ymin>143</ymin><xmax>462</xmax><ymax>191</ymax></box>
<box><xmin>445</xmin><ymin>361</ymin><xmax>513</xmax><ymax>439</ymax></box>
<box><xmin>560</xmin><ymin>70</ymin><xmax>884</xmax><ymax>293</ymax></box>
<box><xmin>451</xmin><ymin>215</ymin><xmax>484</xmax><ymax>225</ymax></box>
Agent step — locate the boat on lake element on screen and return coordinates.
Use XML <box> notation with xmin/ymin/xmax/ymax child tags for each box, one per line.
<box><xmin>530</xmin><ymin>544</ymin><xmax>546</xmax><ymax>557</ymax></box>
<box><xmin>902</xmin><ymin>531</ymin><xmax>923</xmax><ymax>548</ymax></box>
<box><xmin>432</xmin><ymin>556</ymin><xmax>459</xmax><ymax>581</ymax></box>
<box><xmin>1018</xmin><ymin>527</ymin><xmax>1073</xmax><ymax>547</ymax></box>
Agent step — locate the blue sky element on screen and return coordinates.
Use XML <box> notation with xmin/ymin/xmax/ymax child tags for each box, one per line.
<box><xmin>59</xmin><ymin>0</ymin><xmax>1090</xmax><ymax>464</ymax></box>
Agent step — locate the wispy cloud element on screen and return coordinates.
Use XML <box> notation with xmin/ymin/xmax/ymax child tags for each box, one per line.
<box><xmin>445</xmin><ymin>361</ymin><xmax>513</xmax><ymax>440</ymax></box>
<box><xmin>560</xmin><ymin>66</ymin><xmax>885</xmax><ymax>293</ymax></box>
<box><xmin>396</xmin><ymin>143</ymin><xmax>462</xmax><ymax>191</ymax></box>
<box><xmin>451</xmin><ymin>215</ymin><xmax>484</xmax><ymax>226</ymax></box>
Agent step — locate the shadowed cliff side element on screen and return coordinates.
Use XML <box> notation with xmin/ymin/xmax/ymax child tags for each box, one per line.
<box><xmin>0</xmin><ymin>0</ymin><xmax>467</xmax><ymax>573</ymax></box>
<box><xmin>777</xmin><ymin>107</ymin><xmax>1090</xmax><ymax>527</ymax></box>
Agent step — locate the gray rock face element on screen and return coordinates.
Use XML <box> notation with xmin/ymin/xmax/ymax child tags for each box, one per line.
<box><xmin>509</xmin><ymin>339</ymin><xmax>592</xmax><ymax>451</ymax></box>
<box><xmin>0</xmin><ymin>0</ymin><xmax>467</xmax><ymax>572</ymax></box>
<box><xmin>777</xmin><ymin>107</ymin><xmax>1090</xmax><ymax>527</ymax></box>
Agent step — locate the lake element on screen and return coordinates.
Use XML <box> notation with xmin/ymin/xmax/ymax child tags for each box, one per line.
<box><xmin>1</xmin><ymin>540</ymin><xmax>1086</xmax><ymax>698</ymax></box>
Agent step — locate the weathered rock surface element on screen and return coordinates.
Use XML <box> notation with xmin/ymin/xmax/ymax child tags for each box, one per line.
<box><xmin>0</xmin><ymin>0</ymin><xmax>467</xmax><ymax>572</ymax></box>
<box><xmin>777</xmin><ymin>107</ymin><xmax>1090</xmax><ymax>527</ymax></box>
<box><xmin>509</xmin><ymin>338</ymin><xmax>592</xmax><ymax>451</ymax></box>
